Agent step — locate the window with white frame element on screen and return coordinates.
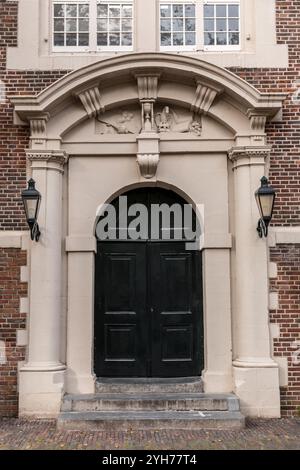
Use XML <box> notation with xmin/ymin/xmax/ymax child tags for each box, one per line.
<box><xmin>52</xmin><ymin>0</ymin><xmax>133</xmax><ymax>52</ymax></box>
<box><xmin>53</xmin><ymin>1</ymin><xmax>90</xmax><ymax>49</ymax></box>
<box><xmin>204</xmin><ymin>2</ymin><xmax>240</xmax><ymax>49</ymax></box>
<box><xmin>160</xmin><ymin>1</ymin><xmax>240</xmax><ymax>51</ymax></box>
<box><xmin>97</xmin><ymin>2</ymin><xmax>133</xmax><ymax>49</ymax></box>
<box><xmin>160</xmin><ymin>3</ymin><xmax>196</xmax><ymax>50</ymax></box>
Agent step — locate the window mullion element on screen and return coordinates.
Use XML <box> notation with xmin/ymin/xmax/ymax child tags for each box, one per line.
<box><xmin>197</xmin><ymin>1</ymin><xmax>203</xmax><ymax>50</ymax></box>
<box><xmin>90</xmin><ymin>0</ymin><xmax>97</xmax><ymax>51</ymax></box>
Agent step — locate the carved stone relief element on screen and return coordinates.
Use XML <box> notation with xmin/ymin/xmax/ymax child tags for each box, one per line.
<box><xmin>155</xmin><ymin>106</ymin><xmax>202</xmax><ymax>136</ymax></box>
<box><xmin>95</xmin><ymin>105</ymin><xmax>202</xmax><ymax>136</ymax></box>
<box><xmin>95</xmin><ymin>108</ymin><xmax>141</xmax><ymax>135</ymax></box>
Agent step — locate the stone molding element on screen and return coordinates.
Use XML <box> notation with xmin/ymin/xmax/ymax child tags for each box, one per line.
<box><xmin>228</xmin><ymin>146</ymin><xmax>271</xmax><ymax>170</ymax></box>
<box><xmin>29</xmin><ymin>113</ymin><xmax>49</xmax><ymax>138</ymax></box>
<box><xmin>137</xmin><ymin>153</ymin><xmax>160</xmax><ymax>179</ymax></box>
<box><xmin>268</xmin><ymin>226</ymin><xmax>300</xmax><ymax>247</ymax></box>
<box><xmin>75</xmin><ymin>85</ymin><xmax>104</xmax><ymax>118</ymax></box>
<box><xmin>135</xmin><ymin>73</ymin><xmax>160</xmax><ymax>102</ymax></box>
<box><xmin>65</xmin><ymin>236</ymin><xmax>97</xmax><ymax>253</ymax></box>
<box><xmin>191</xmin><ymin>81</ymin><xmax>222</xmax><ymax>115</ymax></box>
<box><xmin>26</xmin><ymin>150</ymin><xmax>69</xmax><ymax>167</ymax></box>
<box><xmin>247</xmin><ymin>109</ymin><xmax>267</xmax><ymax>132</ymax></box>
<box><xmin>11</xmin><ymin>53</ymin><xmax>287</xmax><ymax>122</ymax></box>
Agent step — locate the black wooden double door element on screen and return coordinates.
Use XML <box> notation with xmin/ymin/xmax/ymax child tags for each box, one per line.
<box><xmin>94</xmin><ymin>242</ymin><xmax>203</xmax><ymax>378</ymax></box>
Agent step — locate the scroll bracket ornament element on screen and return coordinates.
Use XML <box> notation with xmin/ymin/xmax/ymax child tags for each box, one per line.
<box><xmin>137</xmin><ymin>153</ymin><xmax>160</xmax><ymax>179</ymax></box>
<box><xmin>75</xmin><ymin>85</ymin><xmax>105</xmax><ymax>119</ymax></box>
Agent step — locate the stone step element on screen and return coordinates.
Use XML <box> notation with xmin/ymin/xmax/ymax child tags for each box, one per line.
<box><xmin>62</xmin><ymin>393</ymin><xmax>239</xmax><ymax>413</ymax></box>
<box><xmin>95</xmin><ymin>377</ymin><xmax>204</xmax><ymax>394</ymax></box>
<box><xmin>58</xmin><ymin>410</ymin><xmax>245</xmax><ymax>431</ymax></box>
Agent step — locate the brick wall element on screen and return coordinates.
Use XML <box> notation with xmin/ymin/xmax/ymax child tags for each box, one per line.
<box><xmin>270</xmin><ymin>245</ymin><xmax>300</xmax><ymax>417</ymax></box>
<box><xmin>0</xmin><ymin>0</ymin><xmax>299</xmax><ymax>417</ymax></box>
<box><xmin>0</xmin><ymin>248</ymin><xmax>27</xmax><ymax>417</ymax></box>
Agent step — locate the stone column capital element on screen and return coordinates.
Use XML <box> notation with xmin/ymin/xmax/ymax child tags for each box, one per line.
<box><xmin>228</xmin><ymin>145</ymin><xmax>271</xmax><ymax>170</ymax></box>
<box><xmin>26</xmin><ymin>150</ymin><xmax>69</xmax><ymax>172</ymax></box>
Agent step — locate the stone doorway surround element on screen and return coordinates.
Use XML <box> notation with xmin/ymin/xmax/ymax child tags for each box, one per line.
<box><xmin>11</xmin><ymin>53</ymin><xmax>286</xmax><ymax>418</ymax></box>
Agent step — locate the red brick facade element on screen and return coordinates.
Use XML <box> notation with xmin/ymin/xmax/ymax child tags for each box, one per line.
<box><xmin>0</xmin><ymin>248</ymin><xmax>27</xmax><ymax>417</ymax></box>
<box><xmin>0</xmin><ymin>0</ymin><xmax>299</xmax><ymax>416</ymax></box>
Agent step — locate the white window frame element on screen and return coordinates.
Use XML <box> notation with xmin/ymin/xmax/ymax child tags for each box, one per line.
<box><xmin>96</xmin><ymin>0</ymin><xmax>134</xmax><ymax>52</ymax></box>
<box><xmin>52</xmin><ymin>0</ymin><xmax>91</xmax><ymax>52</ymax></box>
<box><xmin>203</xmin><ymin>0</ymin><xmax>241</xmax><ymax>52</ymax></box>
<box><xmin>159</xmin><ymin>0</ymin><xmax>241</xmax><ymax>52</ymax></box>
<box><xmin>159</xmin><ymin>1</ymin><xmax>198</xmax><ymax>52</ymax></box>
<box><xmin>51</xmin><ymin>0</ymin><xmax>134</xmax><ymax>53</ymax></box>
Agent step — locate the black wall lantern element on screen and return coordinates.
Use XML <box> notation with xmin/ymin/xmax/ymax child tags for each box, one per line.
<box><xmin>255</xmin><ymin>176</ymin><xmax>276</xmax><ymax>238</ymax></box>
<box><xmin>21</xmin><ymin>179</ymin><xmax>41</xmax><ymax>242</ymax></box>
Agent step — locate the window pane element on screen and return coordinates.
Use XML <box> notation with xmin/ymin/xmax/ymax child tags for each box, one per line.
<box><xmin>66</xmin><ymin>4</ymin><xmax>77</xmax><ymax>17</ymax></box>
<box><xmin>54</xmin><ymin>4</ymin><xmax>65</xmax><ymax>17</ymax></box>
<box><xmin>228</xmin><ymin>4</ymin><xmax>239</xmax><ymax>17</ymax></box>
<box><xmin>109</xmin><ymin>18</ymin><xmax>120</xmax><ymax>32</ymax></box>
<box><xmin>66</xmin><ymin>19</ymin><xmax>77</xmax><ymax>32</ymax></box>
<box><xmin>204</xmin><ymin>5</ymin><xmax>214</xmax><ymax>18</ymax></box>
<box><xmin>229</xmin><ymin>32</ymin><xmax>239</xmax><ymax>44</ymax></box>
<box><xmin>185</xmin><ymin>32</ymin><xmax>195</xmax><ymax>45</ymax></box>
<box><xmin>228</xmin><ymin>19</ymin><xmax>239</xmax><ymax>32</ymax></box>
<box><xmin>185</xmin><ymin>4</ymin><xmax>195</xmax><ymax>17</ymax></box>
<box><xmin>98</xmin><ymin>18</ymin><xmax>107</xmax><ymax>31</ymax></box>
<box><xmin>109</xmin><ymin>7</ymin><xmax>120</xmax><ymax>18</ymax></box>
<box><xmin>109</xmin><ymin>33</ymin><xmax>120</xmax><ymax>45</ymax></box>
<box><xmin>216</xmin><ymin>5</ymin><xmax>226</xmax><ymax>17</ymax></box>
<box><xmin>98</xmin><ymin>32</ymin><xmax>108</xmax><ymax>45</ymax></box>
<box><xmin>122</xmin><ymin>18</ymin><xmax>132</xmax><ymax>32</ymax></box>
<box><xmin>216</xmin><ymin>19</ymin><xmax>226</xmax><ymax>31</ymax></box>
<box><xmin>79</xmin><ymin>33</ymin><xmax>89</xmax><ymax>45</ymax></box>
<box><xmin>161</xmin><ymin>32</ymin><xmax>172</xmax><ymax>46</ymax></box>
<box><xmin>185</xmin><ymin>18</ymin><xmax>195</xmax><ymax>32</ymax></box>
<box><xmin>204</xmin><ymin>32</ymin><xmax>215</xmax><ymax>45</ymax></box>
<box><xmin>98</xmin><ymin>4</ymin><xmax>108</xmax><ymax>17</ymax></box>
<box><xmin>79</xmin><ymin>4</ymin><xmax>89</xmax><ymax>17</ymax></box>
<box><xmin>161</xmin><ymin>19</ymin><xmax>171</xmax><ymax>32</ymax></box>
<box><xmin>54</xmin><ymin>33</ymin><xmax>64</xmax><ymax>46</ymax></box>
<box><xmin>216</xmin><ymin>32</ymin><xmax>227</xmax><ymax>45</ymax></box>
<box><xmin>121</xmin><ymin>33</ymin><xmax>132</xmax><ymax>45</ymax></box>
<box><xmin>79</xmin><ymin>19</ymin><xmax>89</xmax><ymax>31</ymax></box>
<box><xmin>54</xmin><ymin>19</ymin><xmax>64</xmax><ymax>31</ymax></box>
<box><xmin>173</xmin><ymin>18</ymin><xmax>183</xmax><ymax>31</ymax></box>
<box><xmin>173</xmin><ymin>4</ymin><xmax>183</xmax><ymax>17</ymax></box>
<box><xmin>173</xmin><ymin>33</ymin><xmax>184</xmax><ymax>45</ymax></box>
<box><xmin>160</xmin><ymin>4</ymin><xmax>171</xmax><ymax>17</ymax></box>
<box><xmin>203</xmin><ymin>3</ymin><xmax>240</xmax><ymax>47</ymax></box>
<box><xmin>122</xmin><ymin>6</ymin><xmax>132</xmax><ymax>17</ymax></box>
<box><xmin>204</xmin><ymin>19</ymin><xmax>214</xmax><ymax>32</ymax></box>
<box><xmin>66</xmin><ymin>33</ymin><xmax>77</xmax><ymax>45</ymax></box>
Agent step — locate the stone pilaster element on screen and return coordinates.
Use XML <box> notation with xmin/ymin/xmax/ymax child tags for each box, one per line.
<box><xmin>19</xmin><ymin>150</ymin><xmax>68</xmax><ymax>417</ymax></box>
<box><xmin>229</xmin><ymin>146</ymin><xmax>280</xmax><ymax>418</ymax></box>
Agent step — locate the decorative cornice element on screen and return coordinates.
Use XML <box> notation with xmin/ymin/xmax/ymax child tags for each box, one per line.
<box><xmin>135</xmin><ymin>74</ymin><xmax>160</xmax><ymax>102</ymax></box>
<box><xmin>29</xmin><ymin>113</ymin><xmax>49</xmax><ymax>138</ymax></box>
<box><xmin>228</xmin><ymin>146</ymin><xmax>271</xmax><ymax>170</ymax></box>
<box><xmin>26</xmin><ymin>150</ymin><xmax>68</xmax><ymax>166</ymax></box>
<box><xmin>247</xmin><ymin>109</ymin><xmax>267</xmax><ymax>132</ymax></box>
<box><xmin>137</xmin><ymin>153</ymin><xmax>160</xmax><ymax>179</ymax></box>
<box><xmin>191</xmin><ymin>81</ymin><xmax>222</xmax><ymax>115</ymax></box>
<box><xmin>75</xmin><ymin>86</ymin><xmax>104</xmax><ymax>118</ymax></box>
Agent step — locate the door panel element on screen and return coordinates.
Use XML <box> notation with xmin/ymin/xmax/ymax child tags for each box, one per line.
<box><xmin>94</xmin><ymin>242</ymin><xmax>148</xmax><ymax>377</ymax></box>
<box><xmin>150</xmin><ymin>242</ymin><xmax>203</xmax><ymax>377</ymax></box>
<box><xmin>94</xmin><ymin>241</ymin><xmax>203</xmax><ymax>378</ymax></box>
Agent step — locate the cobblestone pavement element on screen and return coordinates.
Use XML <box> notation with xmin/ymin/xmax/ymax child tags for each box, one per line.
<box><xmin>0</xmin><ymin>418</ymin><xmax>299</xmax><ymax>450</ymax></box>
